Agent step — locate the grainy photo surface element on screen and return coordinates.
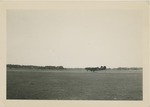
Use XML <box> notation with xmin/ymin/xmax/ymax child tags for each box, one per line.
<box><xmin>7</xmin><ymin>8</ymin><xmax>143</xmax><ymax>100</ymax></box>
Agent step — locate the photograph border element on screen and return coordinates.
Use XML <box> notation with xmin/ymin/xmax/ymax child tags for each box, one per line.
<box><xmin>0</xmin><ymin>1</ymin><xmax>149</xmax><ymax>107</ymax></box>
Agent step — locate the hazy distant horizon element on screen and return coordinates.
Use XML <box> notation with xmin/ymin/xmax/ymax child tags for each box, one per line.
<box><xmin>7</xmin><ymin>9</ymin><xmax>143</xmax><ymax>68</ymax></box>
<box><xmin>6</xmin><ymin>63</ymin><xmax>143</xmax><ymax>69</ymax></box>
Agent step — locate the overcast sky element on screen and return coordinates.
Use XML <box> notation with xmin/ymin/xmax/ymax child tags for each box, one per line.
<box><xmin>7</xmin><ymin>9</ymin><xmax>143</xmax><ymax>68</ymax></box>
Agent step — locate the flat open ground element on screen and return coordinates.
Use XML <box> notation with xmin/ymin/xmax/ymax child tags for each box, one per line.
<box><xmin>7</xmin><ymin>69</ymin><xmax>142</xmax><ymax>100</ymax></box>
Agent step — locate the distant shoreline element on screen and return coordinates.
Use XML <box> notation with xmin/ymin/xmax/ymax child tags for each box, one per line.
<box><xmin>7</xmin><ymin>64</ymin><xmax>142</xmax><ymax>70</ymax></box>
<box><xmin>7</xmin><ymin>67</ymin><xmax>143</xmax><ymax>74</ymax></box>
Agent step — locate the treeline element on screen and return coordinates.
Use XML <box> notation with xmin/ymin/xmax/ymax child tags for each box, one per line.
<box><xmin>7</xmin><ymin>64</ymin><xmax>65</xmax><ymax>70</ymax></box>
<box><xmin>110</xmin><ymin>67</ymin><xmax>142</xmax><ymax>70</ymax></box>
<box><xmin>85</xmin><ymin>66</ymin><xmax>107</xmax><ymax>72</ymax></box>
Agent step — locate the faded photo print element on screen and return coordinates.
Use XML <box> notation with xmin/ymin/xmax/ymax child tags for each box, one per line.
<box><xmin>7</xmin><ymin>7</ymin><xmax>143</xmax><ymax>100</ymax></box>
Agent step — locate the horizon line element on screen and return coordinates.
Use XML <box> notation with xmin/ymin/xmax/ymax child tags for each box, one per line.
<box><xmin>6</xmin><ymin>64</ymin><xmax>143</xmax><ymax>69</ymax></box>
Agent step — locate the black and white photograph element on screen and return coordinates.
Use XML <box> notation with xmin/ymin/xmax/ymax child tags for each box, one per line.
<box><xmin>0</xmin><ymin>1</ymin><xmax>149</xmax><ymax>107</ymax></box>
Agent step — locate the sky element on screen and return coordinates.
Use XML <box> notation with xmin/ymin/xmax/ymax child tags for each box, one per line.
<box><xmin>7</xmin><ymin>9</ymin><xmax>143</xmax><ymax>68</ymax></box>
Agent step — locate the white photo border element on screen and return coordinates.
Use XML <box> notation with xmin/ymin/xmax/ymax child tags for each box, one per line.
<box><xmin>0</xmin><ymin>1</ymin><xmax>149</xmax><ymax>107</ymax></box>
